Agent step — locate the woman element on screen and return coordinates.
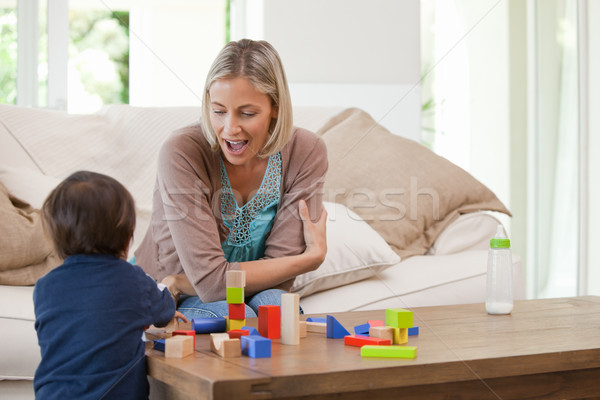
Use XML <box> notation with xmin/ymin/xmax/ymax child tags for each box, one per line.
<box><xmin>135</xmin><ymin>39</ymin><xmax>328</xmax><ymax>319</ymax></box>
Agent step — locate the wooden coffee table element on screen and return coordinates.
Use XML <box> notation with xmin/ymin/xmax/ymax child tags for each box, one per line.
<box><xmin>146</xmin><ymin>296</ymin><xmax>600</xmax><ymax>400</ymax></box>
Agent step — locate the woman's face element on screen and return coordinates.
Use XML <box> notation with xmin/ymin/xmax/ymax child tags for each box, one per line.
<box><xmin>209</xmin><ymin>77</ymin><xmax>278</xmax><ymax>167</ymax></box>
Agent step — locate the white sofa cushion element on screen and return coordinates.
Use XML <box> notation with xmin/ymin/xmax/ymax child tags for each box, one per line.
<box><xmin>0</xmin><ymin>286</ymin><xmax>39</xmax><ymax>380</ymax></box>
<box><xmin>427</xmin><ymin>211</ymin><xmax>504</xmax><ymax>255</ymax></box>
<box><xmin>299</xmin><ymin>250</ymin><xmax>525</xmax><ymax>314</ymax></box>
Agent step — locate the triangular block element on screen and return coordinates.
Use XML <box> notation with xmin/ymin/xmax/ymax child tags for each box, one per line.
<box><xmin>326</xmin><ymin>315</ymin><xmax>350</xmax><ymax>339</ymax></box>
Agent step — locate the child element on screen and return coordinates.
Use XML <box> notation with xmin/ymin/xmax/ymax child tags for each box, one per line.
<box><xmin>34</xmin><ymin>171</ymin><xmax>182</xmax><ymax>400</ymax></box>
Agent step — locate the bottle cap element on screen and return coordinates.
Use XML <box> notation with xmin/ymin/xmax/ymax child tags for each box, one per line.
<box><xmin>490</xmin><ymin>225</ymin><xmax>510</xmax><ymax>248</ymax></box>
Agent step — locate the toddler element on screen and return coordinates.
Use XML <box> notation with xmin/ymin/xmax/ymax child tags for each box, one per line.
<box><xmin>34</xmin><ymin>171</ymin><xmax>181</xmax><ymax>399</ymax></box>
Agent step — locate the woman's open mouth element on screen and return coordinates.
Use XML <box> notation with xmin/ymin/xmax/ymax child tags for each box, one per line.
<box><xmin>225</xmin><ymin>139</ymin><xmax>249</xmax><ymax>154</ymax></box>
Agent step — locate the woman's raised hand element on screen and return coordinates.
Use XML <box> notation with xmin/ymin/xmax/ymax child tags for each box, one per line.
<box><xmin>298</xmin><ymin>199</ymin><xmax>327</xmax><ymax>269</ymax></box>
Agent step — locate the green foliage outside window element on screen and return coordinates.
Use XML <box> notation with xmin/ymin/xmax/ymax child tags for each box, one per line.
<box><xmin>0</xmin><ymin>8</ymin><xmax>129</xmax><ymax>107</ymax></box>
<box><xmin>0</xmin><ymin>9</ymin><xmax>17</xmax><ymax>105</ymax></box>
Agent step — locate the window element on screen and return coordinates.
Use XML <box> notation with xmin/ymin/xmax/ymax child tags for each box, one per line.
<box><xmin>2</xmin><ymin>0</ymin><xmax>227</xmax><ymax>112</ymax></box>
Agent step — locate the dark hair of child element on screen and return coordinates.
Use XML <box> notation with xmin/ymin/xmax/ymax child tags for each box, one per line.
<box><xmin>42</xmin><ymin>170</ymin><xmax>135</xmax><ymax>259</ymax></box>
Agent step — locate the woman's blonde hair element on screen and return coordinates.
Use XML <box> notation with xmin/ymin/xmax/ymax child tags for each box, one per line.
<box><xmin>201</xmin><ymin>39</ymin><xmax>293</xmax><ymax>157</ymax></box>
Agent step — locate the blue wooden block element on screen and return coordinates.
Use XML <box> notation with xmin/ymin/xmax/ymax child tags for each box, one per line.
<box><xmin>306</xmin><ymin>317</ymin><xmax>327</xmax><ymax>323</ymax></box>
<box><xmin>153</xmin><ymin>339</ymin><xmax>165</xmax><ymax>352</ymax></box>
<box><xmin>191</xmin><ymin>317</ymin><xmax>227</xmax><ymax>334</ymax></box>
<box><xmin>408</xmin><ymin>326</ymin><xmax>420</xmax><ymax>336</ymax></box>
<box><xmin>326</xmin><ymin>315</ymin><xmax>350</xmax><ymax>339</ymax></box>
<box><xmin>241</xmin><ymin>326</ymin><xmax>260</xmax><ymax>336</ymax></box>
<box><xmin>354</xmin><ymin>323</ymin><xmax>370</xmax><ymax>335</ymax></box>
<box><xmin>241</xmin><ymin>335</ymin><xmax>271</xmax><ymax>358</ymax></box>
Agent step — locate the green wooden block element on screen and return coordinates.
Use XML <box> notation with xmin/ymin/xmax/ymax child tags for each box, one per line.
<box><xmin>361</xmin><ymin>345</ymin><xmax>417</xmax><ymax>359</ymax></box>
<box><xmin>226</xmin><ymin>287</ymin><xmax>244</xmax><ymax>304</ymax></box>
<box><xmin>385</xmin><ymin>308</ymin><xmax>413</xmax><ymax>328</ymax></box>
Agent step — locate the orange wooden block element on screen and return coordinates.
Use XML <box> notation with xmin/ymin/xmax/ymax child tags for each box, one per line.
<box><xmin>258</xmin><ymin>305</ymin><xmax>281</xmax><ymax>339</ymax></box>
<box><xmin>344</xmin><ymin>335</ymin><xmax>391</xmax><ymax>347</ymax></box>
<box><xmin>172</xmin><ymin>329</ymin><xmax>196</xmax><ymax>348</ymax></box>
<box><xmin>228</xmin><ymin>303</ymin><xmax>246</xmax><ymax>320</ymax></box>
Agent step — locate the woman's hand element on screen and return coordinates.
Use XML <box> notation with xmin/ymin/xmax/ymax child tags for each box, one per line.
<box><xmin>161</xmin><ymin>274</ymin><xmax>196</xmax><ymax>304</ymax></box>
<box><xmin>298</xmin><ymin>199</ymin><xmax>327</xmax><ymax>269</ymax></box>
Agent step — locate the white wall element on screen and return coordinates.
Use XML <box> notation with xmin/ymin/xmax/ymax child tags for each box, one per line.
<box><xmin>232</xmin><ymin>0</ymin><xmax>422</xmax><ymax>141</ymax></box>
<box><xmin>128</xmin><ymin>0</ymin><xmax>226</xmax><ymax>107</ymax></box>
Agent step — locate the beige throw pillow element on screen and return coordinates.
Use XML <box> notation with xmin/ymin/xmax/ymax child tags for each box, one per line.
<box><xmin>320</xmin><ymin>108</ymin><xmax>511</xmax><ymax>259</ymax></box>
<box><xmin>0</xmin><ymin>183</ymin><xmax>61</xmax><ymax>285</ymax></box>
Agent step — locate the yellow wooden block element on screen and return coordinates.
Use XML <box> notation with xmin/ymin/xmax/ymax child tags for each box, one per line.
<box><xmin>165</xmin><ymin>335</ymin><xmax>194</xmax><ymax>358</ymax></box>
<box><xmin>391</xmin><ymin>327</ymin><xmax>408</xmax><ymax>344</ymax></box>
<box><xmin>227</xmin><ymin>317</ymin><xmax>245</xmax><ymax>331</ymax></box>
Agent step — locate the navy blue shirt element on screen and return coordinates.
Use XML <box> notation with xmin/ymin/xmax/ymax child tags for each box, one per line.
<box><xmin>34</xmin><ymin>254</ymin><xmax>175</xmax><ymax>400</ymax></box>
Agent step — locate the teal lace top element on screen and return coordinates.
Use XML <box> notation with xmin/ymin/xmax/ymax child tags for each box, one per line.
<box><xmin>220</xmin><ymin>153</ymin><xmax>282</xmax><ymax>262</ymax></box>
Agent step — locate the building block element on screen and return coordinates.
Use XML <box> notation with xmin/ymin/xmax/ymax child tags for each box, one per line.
<box><xmin>241</xmin><ymin>326</ymin><xmax>260</xmax><ymax>336</ymax></box>
<box><xmin>241</xmin><ymin>335</ymin><xmax>271</xmax><ymax>358</ymax></box>
<box><xmin>226</xmin><ymin>317</ymin><xmax>246</xmax><ymax>331</ymax></box>
<box><xmin>361</xmin><ymin>345</ymin><xmax>417</xmax><ymax>359</ymax></box>
<box><xmin>165</xmin><ymin>335</ymin><xmax>194</xmax><ymax>358</ymax></box>
<box><xmin>369</xmin><ymin>326</ymin><xmax>395</xmax><ymax>342</ymax></box>
<box><xmin>368</xmin><ymin>320</ymin><xmax>384</xmax><ymax>327</ymax></box>
<box><xmin>306</xmin><ymin>322</ymin><xmax>327</xmax><ymax>334</ymax></box>
<box><xmin>306</xmin><ymin>317</ymin><xmax>327</xmax><ymax>323</ymax></box>
<box><xmin>344</xmin><ymin>335</ymin><xmax>391</xmax><ymax>347</ymax></box>
<box><xmin>299</xmin><ymin>320</ymin><xmax>307</xmax><ymax>338</ymax></box>
<box><xmin>210</xmin><ymin>333</ymin><xmax>241</xmax><ymax>358</ymax></box>
<box><xmin>385</xmin><ymin>308</ymin><xmax>413</xmax><ymax>328</ymax></box>
<box><xmin>226</xmin><ymin>287</ymin><xmax>244</xmax><ymax>304</ymax></box>
<box><xmin>191</xmin><ymin>317</ymin><xmax>226</xmax><ymax>334</ymax></box>
<box><xmin>228</xmin><ymin>329</ymin><xmax>250</xmax><ymax>339</ymax></box>
<box><xmin>229</xmin><ymin>303</ymin><xmax>246</xmax><ymax>320</ymax></box>
<box><xmin>390</xmin><ymin>327</ymin><xmax>408</xmax><ymax>344</ymax></box>
<box><xmin>354</xmin><ymin>323</ymin><xmax>370</xmax><ymax>335</ymax></box>
<box><xmin>281</xmin><ymin>293</ymin><xmax>300</xmax><ymax>345</ymax></box>
<box><xmin>226</xmin><ymin>270</ymin><xmax>246</xmax><ymax>288</ymax></box>
<box><xmin>258</xmin><ymin>305</ymin><xmax>281</xmax><ymax>339</ymax></box>
<box><xmin>408</xmin><ymin>326</ymin><xmax>420</xmax><ymax>336</ymax></box>
<box><xmin>326</xmin><ymin>315</ymin><xmax>350</xmax><ymax>339</ymax></box>
<box><xmin>172</xmin><ymin>330</ymin><xmax>196</xmax><ymax>348</ymax></box>
<box><xmin>153</xmin><ymin>339</ymin><xmax>165</xmax><ymax>352</ymax></box>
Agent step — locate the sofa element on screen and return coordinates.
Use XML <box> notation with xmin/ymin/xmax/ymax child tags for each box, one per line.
<box><xmin>0</xmin><ymin>104</ymin><xmax>524</xmax><ymax>399</ymax></box>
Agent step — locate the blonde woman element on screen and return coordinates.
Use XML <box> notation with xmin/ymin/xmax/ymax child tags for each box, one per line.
<box><xmin>135</xmin><ymin>39</ymin><xmax>328</xmax><ymax>319</ymax></box>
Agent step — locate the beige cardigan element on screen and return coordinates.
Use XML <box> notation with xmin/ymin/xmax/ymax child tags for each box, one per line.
<box><xmin>135</xmin><ymin>124</ymin><xmax>328</xmax><ymax>302</ymax></box>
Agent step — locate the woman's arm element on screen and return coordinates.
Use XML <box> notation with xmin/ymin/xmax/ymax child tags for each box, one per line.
<box><xmin>162</xmin><ymin>199</ymin><xmax>327</xmax><ymax>297</ymax></box>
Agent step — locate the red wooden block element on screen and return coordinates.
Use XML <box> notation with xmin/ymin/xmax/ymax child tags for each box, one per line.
<box><xmin>344</xmin><ymin>334</ymin><xmax>391</xmax><ymax>347</ymax></box>
<box><xmin>368</xmin><ymin>320</ymin><xmax>384</xmax><ymax>327</ymax></box>
<box><xmin>228</xmin><ymin>329</ymin><xmax>250</xmax><ymax>340</ymax></box>
<box><xmin>172</xmin><ymin>330</ymin><xmax>196</xmax><ymax>348</ymax></box>
<box><xmin>258</xmin><ymin>305</ymin><xmax>281</xmax><ymax>339</ymax></box>
<box><xmin>228</xmin><ymin>303</ymin><xmax>245</xmax><ymax>320</ymax></box>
